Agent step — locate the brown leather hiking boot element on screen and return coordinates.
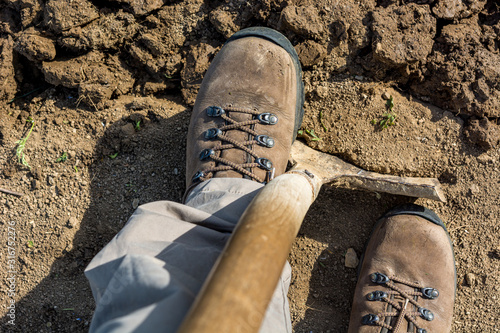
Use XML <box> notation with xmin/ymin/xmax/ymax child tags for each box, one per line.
<box><xmin>348</xmin><ymin>204</ymin><xmax>456</xmax><ymax>333</ymax></box>
<box><xmin>185</xmin><ymin>27</ymin><xmax>304</xmax><ymax>193</ymax></box>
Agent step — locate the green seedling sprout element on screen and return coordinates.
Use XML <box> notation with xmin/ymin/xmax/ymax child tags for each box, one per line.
<box><xmin>319</xmin><ymin>110</ymin><xmax>328</xmax><ymax>132</ymax></box>
<box><xmin>74</xmin><ymin>165</ymin><xmax>79</xmax><ymax>173</ymax></box>
<box><xmin>134</xmin><ymin>120</ymin><xmax>141</xmax><ymax>131</ymax></box>
<box><xmin>305</xmin><ymin>129</ymin><xmax>321</xmax><ymax>141</ymax></box>
<box><xmin>297</xmin><ymin>129</ymin><xmax>321</xmax><ymax>142</ymax></box>
<box><xmin>15</xmin><ymin>117</ymin><xmax>35</xmax><ymax>169</ymax></box>
<box><xmin>109</xmin><ymin>153</ymin><xmax>118</xmax><ymax>159</ymax></box>
<box><xmin>27</xmin><ymin>241</ymin><xmax>34</xmax><ymax>248</ymax></box>
<box><xmin>372</xmin><ymin>95</ymin><xmax>397</xmax><ymax>130</ymax></box>
<box><xmin>56</xmin><ymin>152</ymin><xmax>68</xmax><ymax>162</ymax></box>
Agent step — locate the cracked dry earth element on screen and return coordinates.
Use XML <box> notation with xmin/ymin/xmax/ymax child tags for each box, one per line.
<box><xmin>1</xmin><ymin>0</ymin><xmax>499</xmax><ymax>332</ymax></box>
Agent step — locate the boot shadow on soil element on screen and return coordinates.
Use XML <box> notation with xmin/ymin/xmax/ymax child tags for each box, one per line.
<box><xmin>1</xmin><ymin>107</ymin><xmax>190</xmax><ymax>332</ymax></box>
<box><xmin>292</xmin><ymin>186</ymin><xmax>414</xmax><ymax>332</ymax></box>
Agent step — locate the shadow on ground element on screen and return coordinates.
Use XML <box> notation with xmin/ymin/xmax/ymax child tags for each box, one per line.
<box><xmin>2</xmin><ymin>104</ymin><xmax>190</xmax><ymax>332</ymax></box>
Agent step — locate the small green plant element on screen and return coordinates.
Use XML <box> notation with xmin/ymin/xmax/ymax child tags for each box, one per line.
<box><xmin>134</xmin><ymin>120</ymin><xmax>141</xmax><ymax>131</ymax></box>
<box><xmin>27</xmin><ymin>240</ymin><xmax>34</xmax><ymax>248</ymax></box>
<box><xmin>74</xmin><ymin>165</ymin><xmax>79</xmax><ymax>172</ymax></box>
<box><xmin>372</xmin><ymin>95</ymin><xmax>397</xmax><ymax>130</ymax></box>
<box><xmin>56</xmin><ymin>152</ymin><xmax>68</xmax><ymax>162</ymax></box>
<box><xmin>109</xmin><ymin>152</ymin><xmax>119</xmax><ymax>159</ymax></box>
<box><xmin>15</xmin><ymin>117</ymin><xmax>35</xmax><ymax>169</ymax></box>
<box><xmin>319</xmin><ymin>110</ymin><xmax>328</xmax><ymax>132</ymax></box>
<box><xmin>305</xmin><ymin>129</ymin><xmax>321</xmax><ymax>141</ymax></box>
<box><xmin>298</xmin><ymin>129</ymin><xmax>321</xmax><ymax>141</ymax></box>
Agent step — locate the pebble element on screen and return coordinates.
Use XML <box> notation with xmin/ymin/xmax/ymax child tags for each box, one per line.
<box><xmin>31</xmin><ymin>179</ymin><xmax>40</xmax><ymax>191</ymax></box>
<box><xmin>316</xmin><ymin>85</ymin><xmax>328</xmax><ymax>98</ymax></box>
<box><xmin>465</xmin><ymin>272</ymin><xmax>477</xmax><ymax>286</ymax></box>
<box><xmin>132</xmin><ymin>198</ymin><xmax>140</xmax><ymax>209</ymax></box>
<box><xmin>173</xmin><ymin>168</ymin><xmax>179</xmax><ymax>175</ymax></box>
<box><xmin>344</xmin><ymin>248</ymin><xmax>359</xmax><ymax>268</ymax></box>
<box><xmin>354</xmin><ymin>75</ymin><xmax>364</xmax><ymax>81</ymax></box>
<box><xmin>382</xmin><ymin>92</ymin><xmax>391</xmax><ymax>100</ymax></box>
<box><xmin>67</xmin><ymin>217</ymin><xmax>78</xmax><ymax>228</ymax></box>
<box><xmin>469</xmin><ymin>184</ymin><xmax>480</xmax><ymax>195</ymax></box>
<box><xmin>47</xmin><ymin>175</ymin><xmax>55</xmax><ymax>186</ymax></box>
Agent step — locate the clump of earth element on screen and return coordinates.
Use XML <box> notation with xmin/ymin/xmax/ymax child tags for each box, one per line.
<box><xmin>1</xmin><ymin>0</ymin><xmax>499</xmax><ymax>332</ymax></box>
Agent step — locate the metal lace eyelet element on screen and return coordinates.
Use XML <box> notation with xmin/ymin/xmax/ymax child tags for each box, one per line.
<box><xmin>418</xmin><ymin>307</ymin><xmax>434</xmax><ymax>321</ymax></box>
<box><xmin>370</xmin><ymin>272</ymin><xmax>390</xmax><ymax>284</ymax></box>
<box><xmin>256</xmin><ymin>158</ymin><xmax>273</xmax><ymax>171</ymax></box>
<box><xmin>206</xmin><ymin>106</ymin><xmax>225</xmax><ymax>117</ymax></box>
<box><xmin>421</xmin><ymin>287</ymin><xmax>439</xmax><ymax>299</ymax></box>
<box><xmin>199</xmin><ymin>149</ymin><xmax>215</xmax><ymax>161</ymax></box>
<box><xmin>255</xmin><ymin>135</ymin><xmax>275</xmax><ymax>148</ymax></box>
<box><xmin>257</xmin><ymin>113</ymin><xmax>278</xmax><ymax>125</ymax></box>
<box><xmin>366</xmin><ymin>290</ymin><xmax>387</xmax><ymax>301</ymax></box>
<box><xmin>205</xmin><ymin>128</ymin><xmax>222</xmax><ymax>140</ymax></box>
<box><xmin>361</xmin><ymin>314</ymin><xmax>379</xmax><ymax>325</ymax></box>
<box><xmin>192</xmin><ymin>171</ymin><xmax>205</xmax><ymax>182</ymax></box>
<box><xmin>417</xmin><ymin>329</ymin><xmax>428</xmax><ymax>333</ymax></box>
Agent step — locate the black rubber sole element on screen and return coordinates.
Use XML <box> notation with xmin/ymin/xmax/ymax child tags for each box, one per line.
<box><xmin>357</xmin><ymin>203</ymin><xmax>457</xmax><ymax>293</ymax></box>
<box><xmin>225</xmin><ymin>27</ymin><xmax>305</xmax><ymax>143</ymax></box>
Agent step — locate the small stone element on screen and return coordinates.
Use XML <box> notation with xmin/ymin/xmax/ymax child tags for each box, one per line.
<box><xmin>345</xmin><ymin>248</ymin><xmax>359</xmax><ymax>268</ymax></box>
<box><xmin>477</xmin><ymin>153</ymin><xmax>492</xmax><ymax>164</ymax></box>
<box><xmin>465</xmin><ymin>272</ymin><xmax>477</xmax><ymax>286</ymax></box>
<box><xmin>355</xmin><ymin>75</ymin><xmax>364</xmax><ymax>81</ymax></box>
<box><xmin>132</xmin><ymin>198</ymin><xmax>140</xmax><ymax>209</ymax></box>
<box><xmin>67</xmin><ymin>217</ymin><xmax>78</xmax><ymax>228</ymax></box>
<box><xmin>382</xmin><ymin>92</ymin><xmax>391</xmax><ymax>100</ymax></box>
<box><xmin>31</xmin><ymin>179</ymin><xmax>40</xmax><ymax>191</ymax></box>
<box><xmin>47</xmin><ymin>175</ymin><xmax>55</xmax><ymax>186</ymax></box>
<box><xmin>316</xmin><ymin>85</ymin><xmax>328</xmax><ymax>98</ymax></box>
<box><xmin>173</xmin><ymin>168</ymin><xmax>179</xmax><ymax>175</ymax></box>
<box><xmin>361</xmin><ymin>93</ymin><xmax>368</xmax><ymax>99</ymax></box>
<box><xmin>468</xmin><ymin>184</ymin><xmax>480</xmax><ymax>195</ymax></box>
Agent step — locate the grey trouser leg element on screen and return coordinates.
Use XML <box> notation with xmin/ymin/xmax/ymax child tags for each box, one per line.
<box><xmin>85</xmin><ymin>178</ymin><xmax>292</xmax><ymax>333</ymax></box>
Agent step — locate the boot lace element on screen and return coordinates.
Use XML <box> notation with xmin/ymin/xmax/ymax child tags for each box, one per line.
<box><xmin>192</xmin><ymin>105</ymin><xmax>277</xmax><ymax>184</ymax></box>
<box><xmin>362</xmin><ymin>272</ymin><xmax>439</xmax><ymax>333</ymax></box>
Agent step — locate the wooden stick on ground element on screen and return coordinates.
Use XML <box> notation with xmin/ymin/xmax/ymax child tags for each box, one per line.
<box><xmin>0</xmin><ymin>187</ymin><xmax>24</xmax><ymax>197</ymax></box>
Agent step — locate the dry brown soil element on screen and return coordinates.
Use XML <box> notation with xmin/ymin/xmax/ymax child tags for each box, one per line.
<box><xmin>1</xmin><ymin>0</ymin><xmax>499</xmax><ymax>332</ymax></box>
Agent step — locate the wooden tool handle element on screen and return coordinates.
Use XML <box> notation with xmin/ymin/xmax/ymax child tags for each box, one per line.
<box><xmin>178</xmin><ymin>173</ymin><xmax>318</xmax><ymax>333</ymax></box>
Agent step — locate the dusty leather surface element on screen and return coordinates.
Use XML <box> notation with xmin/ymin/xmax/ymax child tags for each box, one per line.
<box><xmin>186</xmin><ymin>36</ymin><xmax>298</xmax><ymax>188</ymax></box>
<box><xmin>348</xmin><ymin>214</ymin><xmax>456</xmax><ymax>333</ymax></box>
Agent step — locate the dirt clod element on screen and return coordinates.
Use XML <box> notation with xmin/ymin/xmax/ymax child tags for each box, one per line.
<box><xmin>372</xmin><ymin>4</ymin><xmax>436</xmax><ymax>66</ymax></box>
<box><xmin>464</xmin><ymin>118</ymin><xmax>500</xmax><ymax>150</ymax></box>
<box><xmin>15</xmin><ymin>29</ymin><xmax>56</xmax><ymax>62</ymax></box>
<box><xmin>43</xmin><ymin>0</ymin><xmax>99</xmax><ymax>34</ymax></box>
<box><xmin>0</xmin><ymin>36</ymin><xmax>18</xmax><ymax>101</ymax></box>
<box><xmin>280</xmin><ymin>5</ymin><xmax>324</xmax><ymax>39</ymax></box>
<box><xmin>295</xmin><ymin>40</ymin><xmax>327</xmax><ymax>68</ymax></box>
